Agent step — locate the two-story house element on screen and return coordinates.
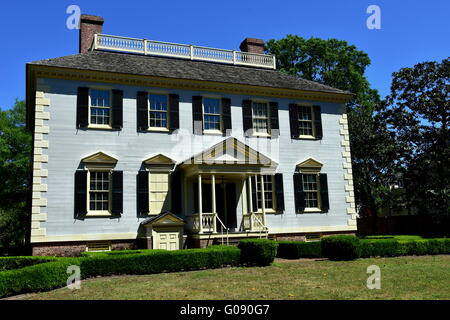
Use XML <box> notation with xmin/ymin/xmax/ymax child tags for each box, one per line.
<box><xmin>26</xmin><ymin>14</ymin><xmax>357</xmax><ymax>256</ymax></box>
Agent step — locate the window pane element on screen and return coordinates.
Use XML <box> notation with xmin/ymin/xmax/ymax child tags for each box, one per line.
<box><xmin>302</xmin><ymin>174</ymin><xmax>319</xmax><ymax>208</ymax></box>
<box><xmin>150</xmin><ymin>173</ymin><xmax>169</xmax><ymax>214</ymax></box>
<box><xmin>203</xmin><ymin>98</ymin><xmax>221</xmax><ymax>131</ymax></box>
<box><xmin>298</xmin><ymin>106</ymin><xmax>313</xmax><ymax>136</ymax></box>
<box><xmin>149</xmin><ymin>94</ymin><xmax>168</xmax><ymax>128</ymax></box>
<box><xmin>90</xmin><ymin>90</ymin><xmax>111</xmax><ymax>125</ymax></box>
<box><xmin>252</xmin><ymin>102</ymin><xmax>269</xmax><ymax>133</ymax></box>
<box><xmin>89</xmin><ymin>171</ymin><xmax>110</xmax><ymax>212</ymax></box>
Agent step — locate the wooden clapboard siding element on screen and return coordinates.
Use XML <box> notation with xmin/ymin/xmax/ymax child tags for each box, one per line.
<box><xmin>38</xmin><ymin>77</ymin><xmax>352</xmax><ymax>240</ymax></box>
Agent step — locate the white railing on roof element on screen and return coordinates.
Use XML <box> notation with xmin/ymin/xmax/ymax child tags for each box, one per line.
<box><xmin>92</xmin><ymin>34</ymin><xmax>276</xmax><ymax>69</ymax></box>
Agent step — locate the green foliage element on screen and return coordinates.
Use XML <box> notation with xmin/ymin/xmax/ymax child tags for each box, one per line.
<box><xmin>379</xmin><ymin>57</ymin><xmax>450</xmax><ymax>216</ymax></box>
<box><xmin>0</xmin><ymin>256</ymin><xmax>58</xmax><ymax>271</ymax></box>
<box><xmin>238</xmin><ymin>239</ymin><xmax>278</xmax><ymax>266</ymax></box>
<box><xmin>276</xmin><ymin>241</ymin><xmax>322</xmax><ymax>259</ymax></box>
<box><xmin>321</xmin><ymin>236</ymin><xmax>361</xmax><ymax>260</ymax></box>
<box><xmin>0</xmin><ymin>258</ymin><xmax>80</xmax><ymax>298</ymax></box>
<box><xmin>0</xmin><ymin>99</ymin><xmax>32</xmax><ymax>247</ymax></box>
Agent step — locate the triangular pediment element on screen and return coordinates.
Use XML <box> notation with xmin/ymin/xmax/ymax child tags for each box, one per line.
<box><xmin>184</xmin><ymin>137</ymin><xmax>277</xmax><ymax>166</ymax></box>
<box><xmin>297</xmin><ymin>158</ymin><xmax>323</xmax><ymax>168</ymax></box>
<box><xmin>143</xmin><ymin>154</ymin><xmax>176</xmax><ymax>165</ymax></box>
<box><xmin>140</xmin><ymin>212</ymin><xmax>185</xmax><ymax>227</ymax></box>
<box><xmin>82</xmin><ymin>152</ymin><xmax>118</xmax><ymax>164</ymax></box>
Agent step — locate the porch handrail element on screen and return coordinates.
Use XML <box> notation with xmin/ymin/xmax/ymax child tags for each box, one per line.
<box><xmin>252</xmin><ymin>213</ymin><xmax>269</xmax><ymax>239</ymax></box>
<box><xmin>214</xmin><ymin>214</ymin><xmax>229</xmax><ymax>246</ymax></box>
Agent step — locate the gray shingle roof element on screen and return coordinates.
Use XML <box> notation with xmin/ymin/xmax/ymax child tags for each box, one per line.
<box><xmin>28</xmin><ymin>50</ymin><xmax>350</xmax><ymax>95</ymax></box>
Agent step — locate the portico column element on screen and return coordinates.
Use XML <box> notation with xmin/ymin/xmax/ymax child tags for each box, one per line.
<box><xmin>198</xmin><ymin>174</ymin><xmax>202</xmax><ymax>233</ymax></box>
<box><xmin>211</xmin><ymin>174</ymin><xmax>216</xmax><ymax>232</ymax></box>
<box><xmin>247</xmin><ymin>176</ymin><xmax>253</xmax><ymax>231</ymax></box>
<box><xmin>260</xmin><ymin>175</ymin><xmax>266</xmax><ymax>226</ymax></box>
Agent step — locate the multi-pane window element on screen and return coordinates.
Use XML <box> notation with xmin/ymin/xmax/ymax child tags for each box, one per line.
<box><xmin>150</xmin><ymin>173</ymin><xmax>169</xmax><ymax>214</ymax></box>
<box><xmin>256</xmin><ymin>175</ymin><xmax>275</xmax><ymax>210</ymax></box>
<box><xmin>252</xmin><ymin>102</ymin><xmax>270</xmax><ymax>133</ymax></box>
<box><xmin>302</xmin><ymin>174</ymin><xmax>319</xmax><ymax>208</ymax></box>
<box><xmin>298</xmin><ymin>106</ymin><xmax>314</xmax><ymax>136</ymax></box>
<box><xmin>90</xmin><ymin>89</ymin><xmax>111</xmax><ymax>125</ymax></box>
<box><xmin>89</xmin><ymin>171</ymin><xmax>110</xmax><ymax>212</ymax></box>
<box><xmin>203</xmin><ymin>98</ymin><xmax>221</xmax><ymax>131</ymax></box>
<box><xmin>149</xmin><ymin>94</ymin><xmax>168</xmax><ymax>128</ymax></box>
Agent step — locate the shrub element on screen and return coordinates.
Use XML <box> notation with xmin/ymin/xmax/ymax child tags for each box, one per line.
<box><xmin>277</xmin><ymin>241</ymin><xmax>322</xmax><ymax>259</ymax></box>
<box><xmin>0</xmin><ymin>256</ymin><xmax>59</xmax><ymax>271</ymax></box>
<box><xmin>238</xmin><ymin>239</ymin><xmax>278</xmax><ymax>266</ymax></box>
<box><xmin>321</xmin><ymin>235</ymin><xmax>361</xmax><ymax>260</ymax></box>
<box><xmin>0</xmin><ymin>258</ymin><xmax>80</xmax><ymax>298</ymax></box>
<box><xmin>360</xmin><ymin>239</ymin><xmax>404</xmax><ymax>258</ymax></box>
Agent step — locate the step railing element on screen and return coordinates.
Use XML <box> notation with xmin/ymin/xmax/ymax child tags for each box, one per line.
<box><xmin>92</xmin><ymin>34</ymin><xmax>276</xmax><ymax>69</ymax></box>
<box><xmin>252</xmin><ymin>213</ymin><xmax>269</xmax><ymax>239</ymax></box>
<box><xmin>215</xmin><ymin>214</ymin><xmax>229</xmax><ymax>246</ymax></box>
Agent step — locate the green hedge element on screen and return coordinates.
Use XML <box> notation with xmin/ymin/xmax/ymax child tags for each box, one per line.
<box><xmin>238</xmin><ymin>239</ymin><xmax>278</xmax><ymax>266</ymax></box>
<box><xmin>0</xmin><ymin>258</ymin><xmax>80</xmax><ymax>298</ymax></box>
<box><xmin>277</xmin><ymin>241</ymin><xmax>322</xmax><ymax>259</ymax></box>
<box><xmin>0</xmin><ymin>256</ymin><xmax>59</xmax><ymax>271</ymax></box>
<box><xmin>321</xmin><ymin>236</ymin><xmax>361</xmax><ymax>260</ymax></box>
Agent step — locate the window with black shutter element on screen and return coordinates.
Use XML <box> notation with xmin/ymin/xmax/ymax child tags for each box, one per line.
<box><xmin>242</xmin><ymin>100</ymin><xmax>253</xmax><ymax>137</ymax></box>
<box><xmin>269</xmin><ymin>102</ymin><xmax>280</xmax><ymax>138</ymax></box>
<box><xmin>137</xmin><ymin>91</ymin><xmax>149</xmax><ymax>131</ymax></box>
<box><xmin>74</xmin><ymin>170</ymin><xmax>88</xmax><ymax>218</ymax></box>
<box><xmin>76</xmin><ymin>87</ymin><xmax>89</xmax><ymax>128</ymax></box>
<box><xmin>169</xmin><ymin>94</ymin><xmax>180</xmax><ymax>132</ymax></box>
<box><xmin>192</xmin><ymin>96</ymin><xmax>203</xmax><ymax>135</ymax></box>
<box><xmin>111</xmin><ymin>171</ymin><xmax>123</xmax><ymax>215</ymax></box>
<box><xmin>222</xmin><ymin>98</ymin><xmax>232</xmax><ymax>135</ymax></box>
<box><xmin>274</xmin><ymin>173</ymin><xmax>285</xmax><ymax>213</ymax></box>
<box><xmin>137</xmin><ymin>170</ymin><xmax>149</xmax><ymax>215</ymax></box>
<box><xmin>111</xmin><ymin>90</ymin><xmax>123</xmax><ymax>130</ymax></box>
<box><xmin>289</xmin><ymin>104</ymin><xmax>323</xmax><ymax>140</ymax></box>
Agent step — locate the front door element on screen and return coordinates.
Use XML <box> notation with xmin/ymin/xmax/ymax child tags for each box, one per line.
<box><xmin>216</xmin><ymin>183</ymin><xmax>237</xmax><ymax>231</ymax></box>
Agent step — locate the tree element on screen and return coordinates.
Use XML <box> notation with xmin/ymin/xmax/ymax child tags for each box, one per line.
<box><xmin>265</xmin><ymin>35</ymin><xmax>397</xmax><ymax>216</ymax></box>
<box><xmin>0</xmin><ymin>99</ymin><xmax>32</xmax><ymax>246</ymax></box>
<box><xmin>380</xmin><ymin>57</ymin><xmax>449</xmax><ymax>216</ymax></box>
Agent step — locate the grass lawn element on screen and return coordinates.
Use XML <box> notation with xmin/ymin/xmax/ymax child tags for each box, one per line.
<box><xmin>13</xmin><ymin>255</ymin><xmax>450</xmax><ymax>300</ymax></box>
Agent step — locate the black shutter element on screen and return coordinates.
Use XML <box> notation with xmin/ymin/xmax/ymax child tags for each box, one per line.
<box><xmin>242</xmin><ymin>100</ymin><xmax>253</xmax><ymax>137</ymax></box>
<box><xmin>137</xmin><ymin>91</ymin><xmax>148</xmax><ymax>131</ymax></box>
<box><xmin>137</xmin><ymin>170</ymin><xmax>149</xmax><ymax>215</ymax></box>
<box><xmin>74</xmin><ymin>170</ymin><xmax>87</xmax><ymax>218</ymax></box>
<box><xmin>269</xmin><ymin>102</ymin><xmax>279</xmax><ymax>138</ymax></box>
<box><xmin>313</xmin><ymin>105</ymin><xmax>323</xmax><ymax>139</ymax></box>
<box><xmin>111</xmin><ymin>171</ymin><xmax>123</xmax><ymax>215</ymax></box>
<box><xmin>289</xmin><ymin>104</ymin><xmax>299</xmax><ymax>139</ymax></box>
<box><xmin>169</xmin><ymin>94</ymin><xmax>179</xmax><ymax>132</ymax></box>
<box><xmin>251</xmin><ymin>176</ymin><xmax>258</xmax><ymax>212</ymax></box>
<box><xmin>274</xmin><ymin>173</ymin><xmax>285</xmax><ymax>213</ymax></box>
<box><xmin>319</xmin><ymin>173</ymin><xmax>329</xmax><ymax>212</ymax></box>
<box><xmin>171</xmin><ymin>170</ymin><xmax>182</xmax><ymax>214</ymax></box>
<box><xmin>293</xmin><ymin>173</ymin><xmax>305</xmax><ymax>213</ymax></box>
<box><xmin>76</xmin><ymin>87</ymin><xmax>89</xmax><ymax>128</ymax></box>
<box><xmin>222</xmin><ymin>98</ymin><xmax>232</xmax><ymax>135</ymax></box>
<box><xmin>111</xmin><ymin>90</ymin><xmax>123</xmax><ymax>130</ymax></box>
<box><xmin>192</xmin><ymin>96</ymin><xmax>203</xmax><ymax>135</ymax></box>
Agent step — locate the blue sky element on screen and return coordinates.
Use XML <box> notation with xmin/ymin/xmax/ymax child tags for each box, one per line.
<box><xmin>0</xmin><ymin>0</ymin><xmax>449</xmax><ymax>109</ymax></box>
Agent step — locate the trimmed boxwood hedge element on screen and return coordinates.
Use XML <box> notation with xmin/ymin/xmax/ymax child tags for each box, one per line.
<box><xmin>321</xmin><ymin>236</ymin><xmax>361</xmax><ymax>260</ymax></box>
<box><xmin>277</xmin><ymin>241</ymin><xmax>322</xmax><ymax>259</ymax></box>
<box><xmin>0</xmin><ymin>246</ymin><xmax>241</xmax><ymax>298</ymax></box>
<box><xmin>0</xmin><ymin>256</ymin><xmax>59</xmax><ymax>271</ymax></box>
<box><xmin>238</xmin><ymin>239</ymin><xmax>278</xmax><ymax>266</ymax></box>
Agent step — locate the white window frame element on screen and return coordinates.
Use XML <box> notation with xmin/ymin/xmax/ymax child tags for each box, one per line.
<box><xmin>256</xmin><ymin>175</ymin><xmax>276</xmax><ymax>213</ymax></box>
<box><xmin>299</xmin><ymin>169</ymin><xmax>322</xmax><ymax>212</ymax></box>
<box><xmin>86</xmin><ymin>167</ymin><xmax>113</xmax><ymax>216</ymax></box>
<box><xmin>148</xmin><ymin>170</ymin><xmax>171</xmax><ymax>215</ymax></box>
<box><xmin>88</xmin><ymin>88</ymin><xmax>113</xmax><ymax>129</ymax></box>
<box><xmin>251</xmin><ymin>101</ymin><xmax>271</xmax><ymax>137</ymax></box>
<box><xmin>297</xmin><ymin>104</ymin><xmax>316</xmax><ymax>139</ymax></box>
<box><xmin>202</xmin><ymin>96</ymin><xmax>223</xmax><ymax>135</ymax></box>
<box><xmin>148</xmin><ymin>93</ymin><xmax>170</xmax><ymax>132</ymax></box>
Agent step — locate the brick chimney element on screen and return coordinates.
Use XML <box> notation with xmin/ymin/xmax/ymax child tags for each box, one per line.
<box><xmin>79</xmin><ymin>14</ymin><xmax>104</xmax><ymax>53</ymax></box>
<box><xmin>239</xmin><ymin>38</ymin><xmax>265</xmax><ymax>54</ymax></box>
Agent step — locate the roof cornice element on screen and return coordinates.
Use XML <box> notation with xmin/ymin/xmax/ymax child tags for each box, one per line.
<box><xmin>27</xmin><ymin>64</ymin><xmax>354</xmax><ymax>103</ymax></box>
